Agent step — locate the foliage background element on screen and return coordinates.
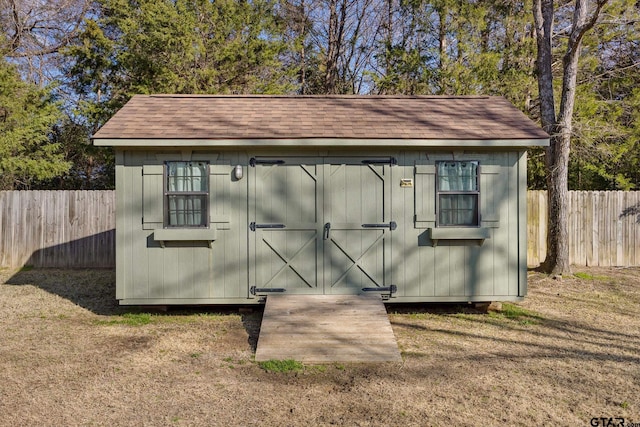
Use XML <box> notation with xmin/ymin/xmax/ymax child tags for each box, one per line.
<box><xmin>1</xmin><ymin>0</ymin><xmax>638</xmax><ymax>190</ymax></box>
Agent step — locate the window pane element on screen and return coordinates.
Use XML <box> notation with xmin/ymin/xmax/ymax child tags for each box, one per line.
<box><xmin>437</xmin><ymin>161</ymin><xmax>478</xmax><ymax>191</ymax></box>
<box><xmin>168</xmin><ymin>195</ymin><xmax>207</xmax><ymax>226</ymax></box>
<box><xmin>167</xmin><ymin>162</ymin><xmax>208</xmax><ymax>192</ymax></box>
<box><xmin>439</xmin><ymin>194</ymin><xmax>478</xmax><ymax>226</ymax></box>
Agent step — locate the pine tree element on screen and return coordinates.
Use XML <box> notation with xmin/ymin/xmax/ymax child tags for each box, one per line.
<box><xmin>0</xmin><ymin>57</ymin><xmax>69</xmax><ymax>189</ymax></box>
<box><xmin>64</xmin><ymin>0</ymin><xmax>295</xmax><ymax>131</ymax></box>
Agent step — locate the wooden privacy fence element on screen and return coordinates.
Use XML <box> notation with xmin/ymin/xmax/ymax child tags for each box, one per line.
<box><xmin>0</xmin><ymin>191</ymin><xmax>115</xmax><ymax>269</ymax></box>
<box><xmin>528</xmin><ymin>190</ymin><xmax>640</xmax><ymax>267</ymax></box>
<box><xmin>1</xmin><ymin>190</ymin><xmax>639</xmax><ymax>269</ymax></box>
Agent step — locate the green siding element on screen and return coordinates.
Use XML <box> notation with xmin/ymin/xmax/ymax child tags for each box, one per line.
<box><xmin>115</xmin><ymin>148</ymin><xmax>528</xmax><ymax>305</ymax></box>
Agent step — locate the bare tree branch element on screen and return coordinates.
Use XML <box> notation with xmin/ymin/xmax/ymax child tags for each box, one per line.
<box><xmin>1</xmin><ymin>0</ymin><xmax>91</xmax><ymax>84</ymax></box>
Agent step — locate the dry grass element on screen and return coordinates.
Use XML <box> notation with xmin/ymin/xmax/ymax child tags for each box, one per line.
<box><xmin>0</xmin><ymin>267</ymin><xmax>639</xmax><ymax>426</ymax></box>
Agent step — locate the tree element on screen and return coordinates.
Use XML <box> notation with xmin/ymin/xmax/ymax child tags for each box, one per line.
<box><xmin>0</xmin><ymin>56</ymin><xmax>69</xmax><ymax>189</ymax></box>
<box><xmin>4</xmin><ymin>0</ymin><xmax>638</xmax><ymax>193</ymax></box>
<box><xmin>533</xmin><ymin>0</ymin><xmax>608</xmax><ymax>275</ymax></box>
<box><xmin>568</xmin><ymin>0</ymin><xmax>640</xmax><ymax>190</ymax></box>
<box><xmin>64</xmin><ymin>0</ymin><xmax>295</xmax><ymax>131</ymax></box>
<box><xmin>1</xmin><ymin>0</ymin><xmax>113</xmax><ymax>190</ymax></box>
<box><xmin>0</xmin><ymin>0</ymin><xmax>91</xmax><ymax>85</ymax></box>
<box><xmin>372</xmin><ymin>0</ymin><xmax>537</xmax><ymax>102</ymax></box>
<box><xmin>282</xmin><ymin>0</ymin><xmax>386</xmax><ymax>94</ymax></box>
<box><xmin>34</xmin><ymin>118</ymin><xmax>115</xmax><ymax>190</ymax></box>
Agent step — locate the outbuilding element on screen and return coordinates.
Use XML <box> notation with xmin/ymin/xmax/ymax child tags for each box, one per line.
<box><xmin>93</xmin><ymin>95</ymin><xmax>549</xmax><ymax>305</ymax></box>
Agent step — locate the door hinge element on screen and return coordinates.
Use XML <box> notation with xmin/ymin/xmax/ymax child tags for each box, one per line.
<box><xmin>250</xmin><ymin>286</ymin><xmax>286</xmax><ymax>295</ymax></box>
<box><xmin>362</xmin><ymin>157</ymin><xmax>397</xmax><ymax>166</ymax></box>
<box><xmin>361</xmin><ymin>285</ymin><xmax>397</xmax><ymax>297</ymax></box>
<box><xmin>250</xmin><ymin>158</ymin><xmax>285</xmax><ymax>167</ymax></box>
<box><xmin>361</xmin><ymin>221</ymin><xmax>397</xmax><ymax>230</ymax></box>
<box><xmin>249</xmin><ymin>222</ymin><xmax>286</xmax><ymax>231</ymax></box>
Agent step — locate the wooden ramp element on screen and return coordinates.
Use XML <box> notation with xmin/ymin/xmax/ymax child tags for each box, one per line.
<box><xmin>255</xmin><ymin>294</ymin><xmax>402</xmax><ymax>363</ymax></box>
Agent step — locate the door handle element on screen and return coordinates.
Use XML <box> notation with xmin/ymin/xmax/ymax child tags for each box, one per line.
<box><xmin>323</xmin><ymin>222</ymin><xmax>331</xmax><ymax>240</ymax></box>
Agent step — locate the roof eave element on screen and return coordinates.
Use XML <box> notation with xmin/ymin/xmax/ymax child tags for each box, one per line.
<box><xmin>92</xmin><ymin>137</ymin><xmax>550</xmax><ymax>148</ymax></box>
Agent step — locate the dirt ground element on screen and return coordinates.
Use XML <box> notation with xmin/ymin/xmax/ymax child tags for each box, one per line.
<box><xmin>0</xmin><ymin>267</ymin><xmax>639</xmax><ymax>426</ymax></box>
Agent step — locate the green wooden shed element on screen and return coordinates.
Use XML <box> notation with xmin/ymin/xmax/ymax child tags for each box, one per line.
<box><xmin>93</xmin><ymin>95</ymin><xmax>549</xmax><ymax>305</ymax></box>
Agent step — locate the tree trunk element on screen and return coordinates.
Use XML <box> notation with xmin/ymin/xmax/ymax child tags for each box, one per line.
<box><xmin>533</xmin><ymin>0</ymin><xmax>608</xmax><ymax>275</ymax></box>
<box><xmin>532</xmin><ymin>0</ymin><xmax>555</xmax><ymax>132</ymax></box>
<box><xmin>386</xmin><ymin>0</ymin><xmax>393</xmax><ymax>76</ymax></box>
<box><xmin>325</xmin><ymin>0</ymin><xmax>343</xmax><ymax>94</ymax></box>
<box><xmin>437</xmin><ymin>4</ymin><xmax>447</xmax><ymax>78</ymax></box>
<box><xmin>543</xmin><ymin>131</ymin><xmax>572</xmax><ymax>275</ymax></box>
<box><xmin>299</xmin><ymin>0</ymin><xmax>307</xmax><ymax>95</ymax></box>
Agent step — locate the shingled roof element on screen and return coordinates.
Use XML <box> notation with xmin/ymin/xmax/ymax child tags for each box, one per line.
<box><xmin>92</xmin><ymin>95</ymin><xmax>549</xmax><ymax>146</ymax></box>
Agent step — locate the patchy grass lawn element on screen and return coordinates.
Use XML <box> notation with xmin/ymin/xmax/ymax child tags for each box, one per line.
<box><xmin>0</xmin><ymin>267</ymin><xmax>638</xmax><ymax>426</ymax></box>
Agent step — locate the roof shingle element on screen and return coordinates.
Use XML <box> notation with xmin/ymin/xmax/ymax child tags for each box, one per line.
<box><xmin>92</xmin><ymin>95</ymin><xmax>549</xmax><ymax>142</ymax></box>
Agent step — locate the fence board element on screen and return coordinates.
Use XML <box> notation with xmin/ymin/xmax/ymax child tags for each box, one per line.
<box><xmin>585</xmin><ymin>192</ymin><xmax>595</xmax><ymax>266</ymax></box>
<box><xmin>527</xmin><ymin>190</ymin><xmax>640</xmax><ymax>267</ymax></box>
<box><xmin>527</xmin><ymin>190</ymin><xmax>547</xmax><ymax>265</ymax></box>
<box><xmin>1</xmin><ymin>190</ymin><xmax>639</xmax><ymax>269</ymax></box>
<box><xmin>0</xmin><ymin>191</ymin><xmax>115</xmax><ymax>269</ymax></box>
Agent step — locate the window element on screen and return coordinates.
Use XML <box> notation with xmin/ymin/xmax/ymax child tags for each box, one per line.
<box><xmin>436</xmin><ymin>161</ymin><xmax>479</xmax><ymax>227</ymax></box>
<box><xmin>165</xmin><ymin>161</ymin><xmax>209</xmax><ymax>227</ymax></box>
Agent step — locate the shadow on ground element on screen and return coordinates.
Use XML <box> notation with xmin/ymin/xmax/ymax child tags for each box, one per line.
<box><xmin>386</xmin><ymin>302</ymin><xmax>489</xmax><ymax>315</ymax></box>
<box><xmin>2</xmin><ymin>267</ymin><xmax>265</xmax><ymax>351</ymax></box>
<box><xmin>4</xmin><ymin>268</ymin><xmax>121</xmax><ymax>315</ymax></box>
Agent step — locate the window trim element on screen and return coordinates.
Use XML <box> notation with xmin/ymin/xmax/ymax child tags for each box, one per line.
<box><xmin>435</xmin><ymin>160</ymin><xmax>480</xmax><ymax>228</ymax></box>
<box><xmin>163</xmin><ymin>161</ymin><xmax>210</xmax><ymax>228</ymax></box>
